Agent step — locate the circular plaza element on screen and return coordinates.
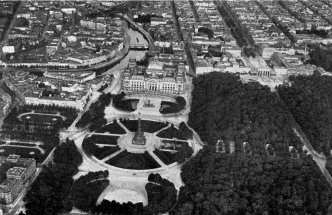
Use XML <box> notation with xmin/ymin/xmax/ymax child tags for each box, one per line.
<box><xmin>81</xmin><ymin>119</ymin><xmax>196</xmax><ymax>171</ymax></box>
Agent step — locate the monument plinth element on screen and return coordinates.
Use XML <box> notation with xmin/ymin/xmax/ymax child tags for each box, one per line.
<box><xmin>132</xmin><ymin>117</ymin><xmax>146</xmax><ymax>145</ymax></box>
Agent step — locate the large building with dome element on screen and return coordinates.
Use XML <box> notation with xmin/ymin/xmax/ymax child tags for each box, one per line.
<box><xmin>122</xmin><ymin>58</ymin><xmax>187</xmax><ymax>95</ymax></box>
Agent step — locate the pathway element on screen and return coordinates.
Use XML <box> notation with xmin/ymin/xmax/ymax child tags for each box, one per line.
<box><xmin>148</xmin><ymin>151</ymin><xmax>167</xmax><ymax>168</ymax></box>
<box><xmin>293</xmin><ymin>127</ymin><xmax>332</xmax><ymax>187</ymax></box>
<box><xmin>69</xmin><ymin>92</ymin><xmax>102</xmax><ymax>130</ymax></box>
<box><xmin>87</xmin><ymin>132</ymin><xmax>121</xmax><ymax>137</ymax></box>
<box><xmin>17</xmin><ymin>110</ymin><xmax>66</xmax><ymax>121</ymax></box>
<box><xmin>275</xmin><ymin>91</ymin><xmax>332</xmax><ymax>188</ymax></box>
<box><xmin>0</xmin><ymin>141</ymin><xmax>45</xmax><ymax>154</ymax></box>
<box><xmin>101</xmin><ymin>149</ymin><xmax>124</xmax><ymax>162</ymax></box>
<box><xmin>154</xmin><ymin>124</ymin><xmax>171</xmax><ymax>135</ymax></box>
<box><xmin>0</xmin><ymin>2</ymin><xmax>22</xmax><ymax>57</ymax></box>
<box><xmin>117</xmin><ymin>120</ymin><xmax>130</xmax><ymax>133</ymax></box>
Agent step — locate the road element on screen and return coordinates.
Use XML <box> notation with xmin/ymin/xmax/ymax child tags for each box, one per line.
<box><xmin>48</xmin><ymin>32</ymin><xmax>130</xmax><ymax>73</ymax></box>
<box><xmin>48</xmin><ymin>12</ymin><xmax>152</xmax><ymax>73</ymax></box>
<box><xmin>0</xmin><ymin>1</ymin><xmax>22</xmax><ymax>57</ymax></box>
<box><xmin>69</xmin><ymin>68</ymin><xmax>122</xmax><ymax>131</ymax></box>
<box><xmin>68</xmin><ymin>91</ymin><xmax>102</xmax><ymax>131</ymax></box>
<box><xmin>275</xmin><ymin>91</ymin><xmax>332</xmax><ymax>188</ymax></box>
<box><xmin>40</xmin><ymin>12</ymin><xmax>51</xmax><ymax>39</ymax></box>
<box><xmin>293</xmin><ymin>127</ymin><xmax>332</xmax><ymax>187</ymax></box>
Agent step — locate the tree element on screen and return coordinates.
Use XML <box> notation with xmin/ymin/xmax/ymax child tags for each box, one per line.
<box><xmin>198</xmin><ymin>27</ymin><xmax>214</xmax><ymax>39</ymax></box>
<box><xmin>24</xmin><ymin>139</ymin><xmax>82</xmax><ymax>215</ymax></box>
<box><xmin>145</xmin><ymin>174</ymin><xmax>177</xmax><ymax>214</ymax></box>
<box><xmin>71</xmin><ymin>171</ymin><xmax>109</xmax><ymax>212</ymax></box>
<box><xmin>173</xmin><ymin>147</ymin><xmax>332</xmax><ymax>215</ymax></box>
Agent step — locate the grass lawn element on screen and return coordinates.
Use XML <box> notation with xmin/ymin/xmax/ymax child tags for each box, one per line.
<box><xmin>96</xmin><ymin>121</ymin><xmax>126</xmax><ymax>134</ymax></box>
<box><xmin>89</xmin><ymin>135</ymin><xmax>119</xmax><ymax>146</ymax></box>
<box><xmin>120</xmin><ymin>120</ymin><xmax>138</xmax><ymax>132</ymax></box>
<box><xmin>0</xmin><ymin>146</ymin><xmax>49</xmax><ymax>163</ymax></box>
<box><xmin>120</xmin><ymin>120</ymin><xmax>168</xmax><ymax>133</ymax></box>
<box><xmin>157</xmin><ymin>126</ymin><xmax>187</xmax><ymax>140</ymax></box>
<box><xmin>106</xmin><ymin>151</ymin><xmax>160</xmax><ymax>170</ymax></box>
<box><xmin>8</xmin><ymin>142</ymin><xmax>36</xmax><ymax>147</ymax></box>
<box><xmin>20</xmin><ymin>114</ymin><xmax>63</xmax><ymax>124</ymax></box>
<box><xmin>35</xmin><ymin>110</ymin><xmax>58</xmax><ymax>114</ymax></box>
<box><xmin>141</xmin><ymin>120</ymin><xmax>168</xmax><ymax>133</ymax></box>
<box><xmin>153</xmin><ymin>149</ymin><xmax>177</xmax><ymax>165</ymax></box>
<box><xmin>82</xmin><ymin>140</ymin><xmax>121</xmax><ymax>160</ymax></box>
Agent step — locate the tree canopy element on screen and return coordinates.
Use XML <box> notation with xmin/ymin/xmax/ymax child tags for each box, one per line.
<box><xmin>173</xmin><ymin>147</ymin><xmax>332</xmax><ymax>215</ymax></box>
<box><xmin>277</xmin><ymin>75</ymin><xmax>332</xmax><ymax>155</ymax></box>
<box><xmin>24</xmin><ymin>139</ymin><xmax>83</xmax><ymax>215</ymax></box>
<box><xmin>172</xmin><ymin>72</ymin><xmax>332</xmax><ymax>214</ymax></box>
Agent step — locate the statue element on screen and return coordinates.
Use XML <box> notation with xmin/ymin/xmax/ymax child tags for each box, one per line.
<box><xmin>132</xmin><ymin>115</ymin><xmax>146</xmax><ymax>145</ymax></box>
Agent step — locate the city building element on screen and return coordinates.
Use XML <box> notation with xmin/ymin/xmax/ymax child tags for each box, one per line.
<box><xmin>4</xmin><ymin>71</ymin><xmax>93</xmax><ymax>110</ymax></box>
<box><xmin>44</xmin><ymin>71</ymin><xmax>96</xmax><ymax>83</ymax></box>
<box><xmin>122</xmin><ymin>59</ymin><xmax>187</xmax><ymax>95</ymax></box>
<box><xmin>0</xmin><ymin>155</ymin><xmax>36</xmax><ymax>210</ymax></box>
<box><xmin>0</xmin><ymin>95</ymin><xmax>11</xmax><ymax>117</ymax></box>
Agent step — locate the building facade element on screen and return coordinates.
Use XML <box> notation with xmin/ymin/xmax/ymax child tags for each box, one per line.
<box><xmin>122</xmin><ymin>59</ymin><xmax>187</xmax><ymax>95</ymax></box>
<box><xmin>0</xmin><ymin>155</ymin><xmax>36</xmax><ymax>207</ymax></box>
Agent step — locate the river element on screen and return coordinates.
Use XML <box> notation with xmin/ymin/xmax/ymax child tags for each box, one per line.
<box><xmin>100</xmin><ymin>27</ymin><xmax>148</xmax><ymax>76</ymax></box>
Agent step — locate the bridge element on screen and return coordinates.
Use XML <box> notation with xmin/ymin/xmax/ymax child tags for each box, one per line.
<box><xmin>129</xmin><ymin>44</ymin><xmax>149</xmax><ymax>50</ymax></box>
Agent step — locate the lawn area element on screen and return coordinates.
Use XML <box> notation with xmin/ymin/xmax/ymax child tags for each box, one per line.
<box><xmin>141</xmin><ymin>120</ymin><xmax>168</xmax><ymax>133</ymax></box>
<box><xmin>106</xmin><ymin>151</ymin><xmax>160</xmax><ymax>170</ymax></box>
<box><xmin>153</xmin><ymin>149</ymin><xmax>177</xmax><ymax>165</ymax></box>
<box><xmin>16</xmin><ymin>104</ymin><xmax>78</xmax><ymax>127</ymax></box>
<box><xmin>157</xmin><ymin>125</ymin><xmax>187</xmax><ymax>140</ymax></box>
<box><xmin>8</xmin><ymin>142</ymin><xmax>36</xmax><ymax>147</ymax></box>
<box><xmin>82</xmin><ymin>139</ymin><xmax>121</xmax><ymax>160</ymax></box>
<box><xmin>0</xmin><ymin>146</ymin><xmax>50</xmax><ymax>163</ymax></box>
<box><xmin>95</xmin><ymin>121</ymin><xmax>126</xmax><ymax>135</ymax></box>
<box><xmin>89</xmin><ymin>135</ymin><xmax>119</xmax><ymax>146</ymax></box>
<box><xmin>120</xmin><ymin>120</ymin><xmax>168</xmax><ymax>133</ymax></box>
<box><xmin>35</xmin><ymin>110</ymin><xmax>58</xmax><ymax>114</ymax></box>
<box><xmin>120</xmin><ymin>120</ymin><xmax>138</xmax><ymax>132</ymax></box>
<box><xmin>20</xmin><ymin>114</ymin><xmax>63</xmax><ymax>124</ymax></box>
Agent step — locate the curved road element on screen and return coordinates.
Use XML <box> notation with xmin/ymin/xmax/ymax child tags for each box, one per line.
<box><xmin>46</xmin><ymin>13</ymin><xmax>153</xmax><ymax>73</ymax></box>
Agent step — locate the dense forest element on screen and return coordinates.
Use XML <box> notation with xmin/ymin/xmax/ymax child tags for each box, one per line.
<box><xmin>24</xmin><ymin>139</ymin><xmax>83</xmax><ymax>215</ymax></box>
<box><xmin>188</xmin><ymin>72</ymin><xmax>300</xmax><ymax>154</ymax></box>
<box><xmin>173</xmin><ymin>147</ymin><xmax>332</xmax><ymax>215</ymax></box>
<box><xmin>306</xmin><ymin>44</ymin><xmax>332</xmax><ymax>72</ymax></box>
<box><xmin>71</xmin><ymin>171</ymin><xmax>110</xmax><ymax>212</ymax></box>
<box><xmin>277</xmin><ymin>74</ymin><xmax>332</xmax><ymax>155</ymax></box>
<box><xmin>172</xmin><ymin>72</ymin><xmax>332</xmax><ymax>214</ymax></box>
<box><xmin>145</xmin><ymin>173</ymin><xmax>177</xmax><ymax>214</ymax></box>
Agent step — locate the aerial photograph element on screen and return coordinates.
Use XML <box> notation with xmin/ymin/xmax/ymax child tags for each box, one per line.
<box><xmin>0</xmin><ymin>0</ymin><xmax>332</xmax><ymax>214</ymax></box>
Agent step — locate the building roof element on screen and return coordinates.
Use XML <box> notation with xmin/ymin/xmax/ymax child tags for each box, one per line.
<box><xmin>7</xmin><ymin>167</ymin><xmax>26</xmax><ymax>178</ymax></box>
